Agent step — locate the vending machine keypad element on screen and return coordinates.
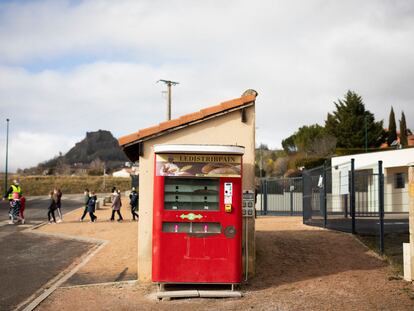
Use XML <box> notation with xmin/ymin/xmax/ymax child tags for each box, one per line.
<box><xmin>242</xmin><ymin>190</ymin><xmax>255</xmax><ymax>217</ymax></box>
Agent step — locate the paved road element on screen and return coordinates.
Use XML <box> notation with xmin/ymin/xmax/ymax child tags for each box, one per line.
<box><xmin>0</xmin><ymin>195</ymin><xmax>93</xmax><ymax>311</ymax></box>
<box><xmin>0</xmin><ymin>194</ymin><xmax>84</xmax><ymax>225</ymax></box>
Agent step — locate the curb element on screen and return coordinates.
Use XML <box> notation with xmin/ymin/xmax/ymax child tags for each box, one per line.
<box><xmin>60</xmin><ymin>280</ymin><xmax>137</xmax><ymax>289</ymax></box>
<box><xmin>15</xmin><ymin>208</ymin><xmax>110</xmax><ymax>311</ymax></box>
<box><xmin>16</xmin><ymin>240</ymin><xmax>108</xmax><ymax>311</ymax></box>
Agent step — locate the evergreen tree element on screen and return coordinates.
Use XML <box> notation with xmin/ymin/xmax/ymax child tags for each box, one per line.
<box><xmin>400</xmin><ymin>111</ymin><xmax>408</xmax><ymax>147</ymax></box>
<box><xmin>325</xmin><ymin>91</ymin><xmax>384</xmax><ymax>149</ymax></box>
<box><xmin>281</xmin><ymin>124</ymin><xmax>336</xmax><ymax>156</ymax></box>
<box><xmin>387</xmin><ymin>107</ymin><xmax>397</xmax><ymax>146</ymax></box>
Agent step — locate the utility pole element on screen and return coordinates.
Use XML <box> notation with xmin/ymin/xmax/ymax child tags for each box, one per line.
<box><xmin>4</xmin><ymin>118</ymin><xmax>10</xmax><ymax>197</ymax></box>
<box><xmin>364</xmin><ymin>114</ymin><xmax>368</xmax><ymax>152</ymax></box>
<box><xmin>157</xmin><ymin>79</ymin><xmax>179</xmax><ymax>120</ymax></box>
<box><xmin>103</xmin><ymin>163</ymin><xmax>106</xmax><ymax>191</ymax></box>
<box><xmin>260</xmin><ymin>143</ymin><xmax>264</xmax><ymax>179</ymax></box>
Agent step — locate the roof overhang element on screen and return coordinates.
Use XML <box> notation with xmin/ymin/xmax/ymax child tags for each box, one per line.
<box><xmin>122</xmin><ymin>101</ymin><xmax>254</xmax><ymax>149</ymax></box>
<box><xmin>120</xmin><ymin>98</ymin><xmax>255</xmax><ymax>162</ymax></box>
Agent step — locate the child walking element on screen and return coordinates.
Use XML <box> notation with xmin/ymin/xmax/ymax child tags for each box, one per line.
<box><xmin>19</xmin><ymin>195</ymin><xmax>26</xmax><ymax>224</ymax></box>
<box><xmin>47</xmin><ymin>191</ymin><xmax>57</xmax><ymax>224</ymax></box>
<box><xmin>55</xmin><ymin>188</ymin><xmax>63</xmax><ymax>222</ymax></box>
<box><xmin>8</xmin><ymin>192</ymin><xmax>21</xmax><ymax>224</ymax></box>
<box><xmin>129</xmin><ymin>187</ymin><xmax>139</xmax><ymax>221</ymax></box>
<box><xmin>79</xmin><ymin>189</ymin><xmax>89</xmax><ymax>222</ymax></box>
<box><xmin>110</xmin><ymin>189</ymin><xmax>123</xmax><ymax>221</ymax></box>
<box><xmin>87</xmin><ymin>191</ymin><xmax>98</xmax><ymax>222</ymax></box>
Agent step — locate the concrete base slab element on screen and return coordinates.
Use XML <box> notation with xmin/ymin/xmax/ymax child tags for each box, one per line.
<box><xmin>155</xmin><ymin>289</ymin><xmax>242</xmax><ymax>299</ymax></box>
<box><xmin>198</xmin><ymin>290</ymin><xmax>242</xmax><ymax>298</ymax></box>
<box><xmin>156</xmin><ymin>290</ymin><xmax>199</xmax><ymax>299</ymax></box>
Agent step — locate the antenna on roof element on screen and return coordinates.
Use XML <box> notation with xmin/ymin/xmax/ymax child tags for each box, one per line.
<box><xmin>157</xmin><ymin>79</ymin><xmax>179</xmax><ymax>121</ymax></box>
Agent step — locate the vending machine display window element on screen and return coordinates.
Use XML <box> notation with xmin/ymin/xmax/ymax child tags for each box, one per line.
<box><xmin>164</xmin><ymin>177</ymin><xmax>219</xmax><ymax>211</ymax></box>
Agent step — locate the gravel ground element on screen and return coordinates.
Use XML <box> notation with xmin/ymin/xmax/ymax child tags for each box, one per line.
<box><xmin>36</xmin><ymin>216</ymin><xmax>414</xmax><ymax>311</ymax></box>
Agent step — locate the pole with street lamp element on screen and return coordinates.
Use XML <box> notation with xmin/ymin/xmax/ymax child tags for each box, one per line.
<box><xmin>4</xmin><ymin>118</ymin><xmax>10</xmax><ymax>197</ymax></box>
<box><xmin>364</xmin><ymin>114</ymin><xmax>368</xmax><ymax>152</ymax></box>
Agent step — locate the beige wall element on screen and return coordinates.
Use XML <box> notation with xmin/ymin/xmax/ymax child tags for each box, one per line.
<box><xmin>408</xmin><ymin>166</ymin><xmax>414</xmax><ymax>281</ymax></box>
<box><xmin>138</xmin><ymin>105</ymin><xmax>256</xmax><ymax>282</ymax></box>
<box><xmin>385</xmin><ymin>166</ymin><xmax>409</xmax><ymax>213</ymax></box>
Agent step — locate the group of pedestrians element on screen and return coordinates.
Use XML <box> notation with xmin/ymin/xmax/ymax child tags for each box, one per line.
<box><xmin>3</xmin><ymin>179</ymin><xmax>26</xmax><ymax>224</ymax></box>
<box><xmin>47</xmin><ymin>188</ymin><xmax>63</xmax><ymax>224</ymax></box>
<box><xmin>3</xmin><ymin>180</ymin><xmax>139</xmax><ymax>225</ymax></box>
<box><xmin>79</xmin><ymin>187</ymin><xmax>139</xmax><ymax>223</ymax></box>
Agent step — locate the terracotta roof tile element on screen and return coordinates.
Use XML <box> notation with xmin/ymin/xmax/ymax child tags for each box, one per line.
<box><xmin>179</xmin><ymin>111</ymin><xmax>202</xmax><ymax>124</ymax></box>
<box><xmin>159</xmin><ymin>119</ymin><xmax>181</xmax><ymax>131</ymax></box>
<box><xmin>138</xmin><ymin>125</ymin><xmax>160</xmax><ymax>138</ymax></box>
<box><xmin>200</xmin><ymin>105</ymin><xmax>223</xmax><ymax>117</ymax></box>
<box><xmin>118</xmin><ymin>92</ymin><xmax>257</xmax><ymax>147</ymax></box>
<box><xmin>118</xmin><ymin>132</ymin><xmax>140</xmax><ymax>146</ymax></box>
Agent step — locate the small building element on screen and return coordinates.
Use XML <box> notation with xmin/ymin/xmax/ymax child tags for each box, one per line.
<box><xmin>331</xmin><ymin>148</ymin><xmax>414</xmax><ymax>214</ymax></box>
<box><xmin>118</xmin><ymin>90</ymin><xmax>257</xmax><ymax>282</ymax></box>
<box><xmin>112</xmin><ymin>168</ymin><xmax>132</xmax><ymax>178</ymax></box>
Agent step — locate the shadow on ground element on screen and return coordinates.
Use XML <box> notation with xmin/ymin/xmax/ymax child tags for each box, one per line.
<box><xmin>63</xmin><ymin>267</ymin><xmax>136</xmax><ymax>286</ymax></box>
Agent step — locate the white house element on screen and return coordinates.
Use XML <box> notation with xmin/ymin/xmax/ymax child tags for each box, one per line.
<box><xmin>112</xmin><ymin>168</ymin><xmax>132</xmax><ymax>178</ymax></box>
<box><xmin>331</xmin><ymin>148</ymin><xmax>414</xmax><ymax>214</ymax></box>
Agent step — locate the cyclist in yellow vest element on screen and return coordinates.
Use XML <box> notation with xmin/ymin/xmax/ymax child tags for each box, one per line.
<box><xmin>4</xmin><ymin>179</ymin><xmax>22</xmax><ymax>201</ymax></box>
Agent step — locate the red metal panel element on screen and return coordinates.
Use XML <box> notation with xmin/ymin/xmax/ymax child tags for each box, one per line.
<box><xmin>152</xmin><ymin>162</ymin><xmax>242</xmax><ymax>283</ymax></box>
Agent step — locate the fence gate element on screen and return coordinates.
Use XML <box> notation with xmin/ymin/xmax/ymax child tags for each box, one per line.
<box><xmin>257</xmin><ymin>177</ymin><xmax>303</xmax><ymax>215</ymax></box>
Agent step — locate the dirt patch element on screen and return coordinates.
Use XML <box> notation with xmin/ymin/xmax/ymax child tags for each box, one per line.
<box><xmin>36</xmin><ymin>199</ymin><xmax>138</xmax><ymax>286</ymax></box>
<box><xmin>37</xmin><ymin>216</ymin><xmax>414</xmax><ymax>310</ymax></box>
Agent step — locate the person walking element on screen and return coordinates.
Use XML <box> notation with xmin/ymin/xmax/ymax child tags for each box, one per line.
<box><xmin>19</xmin><ymin>195</ymin><xmax>26</xmax><ymax>224</ymax></box>
<box><xmin>47</xmin><ymin>191</ymin><xmax>57</xmax><ymax>224</ymax></box>
<box><xmin>110</xmin><ymin>189</ymin><xmax>123</xmax><ymax>221</ymax></box>
<box><xmin>55</xmin><ymin>188</ymin><xmax>63</xmax><ymax>222</ymax></box>
<box><xmin>80</xmin><ymin>189</ymin><xmax>90</xmax><ymax>222</ymax></box>
<box><xmin>87</xmin><ymin>191</ymin><xmax>98</xmax><ymax>222</ymax></box>
<box><xmin>129</xmin><ymin>187</ymin><xmax>139</xmax><ymax>221</ymax></box>
<box><xmin>3</xmin><ymin>179</ymin><xmax>22</xmax><ymax>201</ymax></box>
<box><xmin>8</xmin><ymin>192</ymin><xmax>21</xmax><ymax>224</ymax></box>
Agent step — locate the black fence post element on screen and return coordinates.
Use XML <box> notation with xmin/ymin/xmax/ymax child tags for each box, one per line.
<box><xmin>260</xmin><ymin>179</ymin><xmax>264</xmax><ymax>215</ymax></box>
<box><xmin>351</xmin><ymin>158</ymin><xmax>356</xmax><ymax>234</ymax></box>
<box><xmin>323</xmin><ymin>161</ymin><xmax>327</xmax><ymax>228</ymax></box>
<box><xmin>302</xmin><ymin>170</ymin><xmax>309</xmax><ymax>224</ymax></box>
<box><xmin>263</xmin><ymin>179</ymin><xmax>268</xmax><ymax>215</ymax></box>
<box><xmin>290</xmin><ymin>186</ymin><xmax>294</xmax><ymax>216</ymax></box>
<box><xmin>378</xmin><ymin>160</ymin><xmax>385</xmax><ymax>255</ymax></box>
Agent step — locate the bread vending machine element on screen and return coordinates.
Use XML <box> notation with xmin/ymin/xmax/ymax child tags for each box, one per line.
<box><xmin>152</xmin><ymin>144</ymin><xmax>244</xmax><ymax>284</ymax></box>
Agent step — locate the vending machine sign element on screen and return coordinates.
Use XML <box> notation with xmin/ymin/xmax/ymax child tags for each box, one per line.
<box><xmin>156</xmin><ymin>153</ymin><xmax>241</xmax><ymax>177</ymax></box>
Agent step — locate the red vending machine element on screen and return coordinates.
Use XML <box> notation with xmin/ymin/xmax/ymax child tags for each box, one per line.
<box><xmin>152</xmin><ymin>144</ymin><xmax>244</xmax><ymax>284</ymax></box>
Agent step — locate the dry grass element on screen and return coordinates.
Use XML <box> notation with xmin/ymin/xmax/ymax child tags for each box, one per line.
<box><xmin>357</xmin><ymin>233</ymin><xmax>409</xmax><ymax>276</ymax></box>
<box><xmin>0</xmin><ymin>175</ymin><xmax>131</xmax><ymax>196</ymax></box>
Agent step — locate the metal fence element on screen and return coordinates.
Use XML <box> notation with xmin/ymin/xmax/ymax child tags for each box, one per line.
<box><xmin>302</xmin><ymin>159</ymin><xmax>409</xmax><ymax>253</ymax></box>
<box><xmin>256</xmin><ymin>159</ymin><xmax>409</xmax><ymax>254</ymax></box>
<box><xmin>257</xmin><ymin>177</ymin><xmax>303</xmax><ymax>215</ymax></box>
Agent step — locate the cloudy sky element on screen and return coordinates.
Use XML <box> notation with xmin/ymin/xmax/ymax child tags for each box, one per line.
<box><xmin>0</xmin><ymin>0</ymin><xmax>414</xmax><ymax>171</ymax></box>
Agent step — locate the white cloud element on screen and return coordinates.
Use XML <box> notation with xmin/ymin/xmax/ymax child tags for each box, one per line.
<box><xmin>0</xmin><ymin>0</ymin><xmax>414</xmax><ymax>170</ymax></box>
<box><xmin>0</xmin><ymin>131</ymin><xmax>77</xmax><ymax>171</ymax></box>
